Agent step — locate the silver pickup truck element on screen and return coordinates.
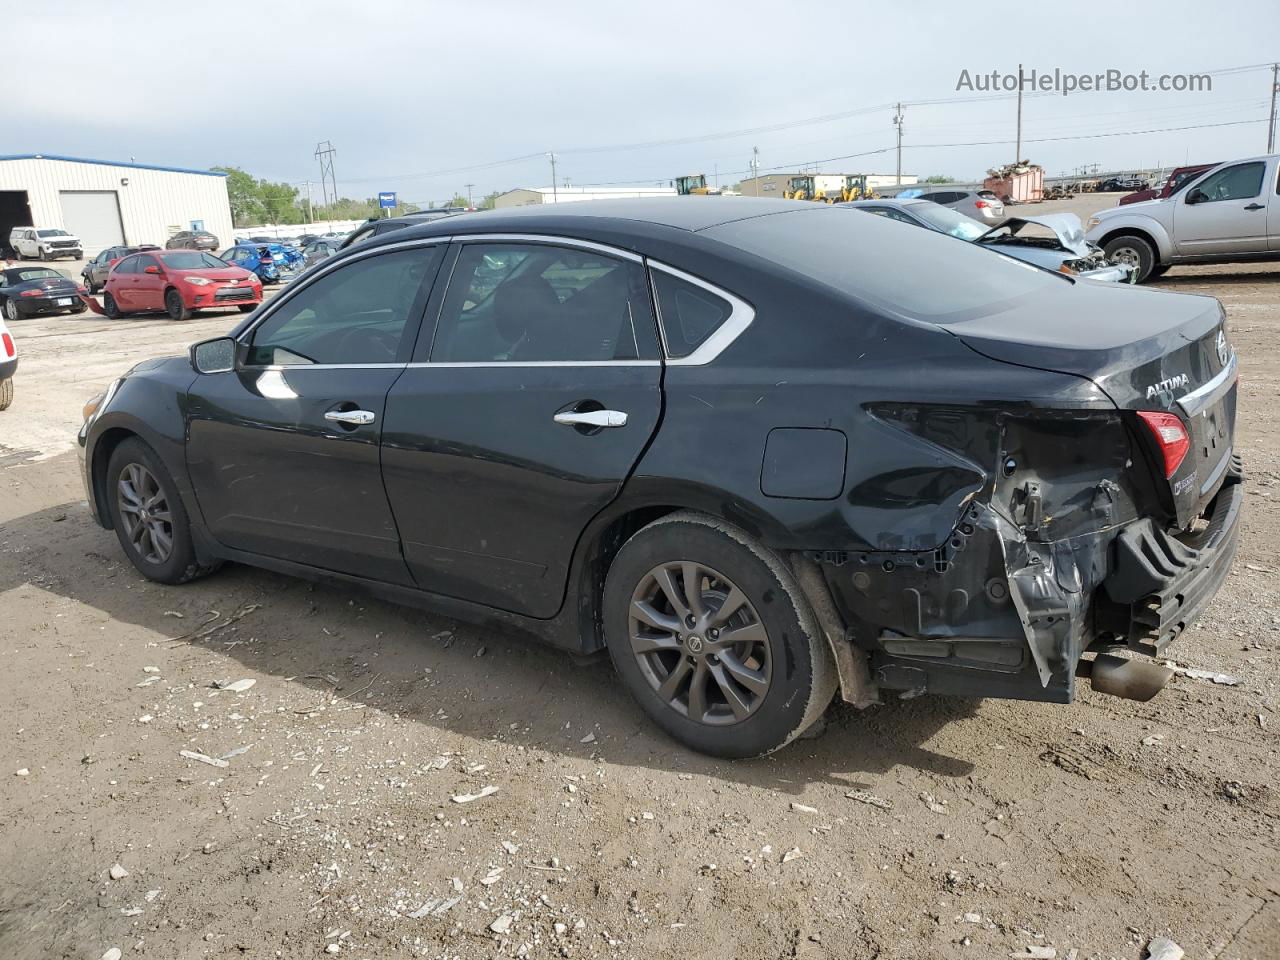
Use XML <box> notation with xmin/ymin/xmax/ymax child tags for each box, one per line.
<box><xmin>1085</xmin><ymin>152</ymin><xmax>1280</xmax><ymax>282</ymax></box>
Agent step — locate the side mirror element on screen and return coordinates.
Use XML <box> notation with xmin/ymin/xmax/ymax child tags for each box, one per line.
<box><xmin>1186</xmin><ymin>189</ymin><xmax>1206</xmax><ymax>205</ymax></box>
<box><xmin>144</xmin><ymin>265</ymin><xmax>161</xmax><ymax>274</ymax></box>
<box><xmin>190</xmin><ymin>336</ymin><xmax>238</xmax><ymax>374</ymax></box>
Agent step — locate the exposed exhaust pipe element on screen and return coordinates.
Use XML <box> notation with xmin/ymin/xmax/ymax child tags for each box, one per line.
<box><xmin>1077</xmin><ymin>654</ymin><xmax>1173</xmax><ymax>702</ymax></box>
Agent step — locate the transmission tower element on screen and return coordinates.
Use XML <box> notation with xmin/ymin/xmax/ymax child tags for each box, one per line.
<box><xmin>314</xmin><ymin>141</ymin><xmax>338</xmax><ymax>207</ymax></box>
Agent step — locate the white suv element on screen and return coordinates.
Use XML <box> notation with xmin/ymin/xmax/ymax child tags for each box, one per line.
<box><xmin>8</xmin><ymin>227</ymin><xmax>83</xmax><ymax>261</ymax></box>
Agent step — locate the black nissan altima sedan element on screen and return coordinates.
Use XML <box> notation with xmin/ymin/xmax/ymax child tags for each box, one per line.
<box><xmin>77</xmin><ymin>197</ymin><xmax>1243</xmax><ymax>757</ymax></box>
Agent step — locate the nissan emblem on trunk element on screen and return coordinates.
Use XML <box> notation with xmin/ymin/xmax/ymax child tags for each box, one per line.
<box><xmin>1216</xmin><ymin>330</ymin><xmax>1229</xmax><ymax>366</ymax></box>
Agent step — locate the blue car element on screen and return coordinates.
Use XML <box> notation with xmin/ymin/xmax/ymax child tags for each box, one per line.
<box><xmin>216</xmin><ymin>243</ymin><xmax>301</xmax><ymax>284</ymax></box>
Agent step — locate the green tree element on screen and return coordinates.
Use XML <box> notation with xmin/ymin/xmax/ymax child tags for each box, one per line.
<box><xmin>213</xmin><ymin>166</ymin><xmax>305</xmax><ymax>225</ymax></box>
<box><xmin>923</xmin><ymin>174</ymin><xmax>955</xmax><ymax>184</ymax></box>
<box><xmin>480</xmin><ymin>190</ymin><xmax>503</xmax><ymax>210</ymax></box>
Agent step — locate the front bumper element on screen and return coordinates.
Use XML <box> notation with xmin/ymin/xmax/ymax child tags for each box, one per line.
<box><xmin>1077</xmin><ymin>263</ymin><xmax>1136</xmax><ymax>284</ymax></box>
<box><xmin>818</xmin><ymin>466</ymin><xmax>1244</xmax><ymax>702</ymax></box>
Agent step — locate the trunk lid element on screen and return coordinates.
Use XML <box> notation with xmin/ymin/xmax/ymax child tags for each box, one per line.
<box><xmin>945</xmin><ymin>282</ymin><xmax>1237</xmax><ymax>526</ymax></box>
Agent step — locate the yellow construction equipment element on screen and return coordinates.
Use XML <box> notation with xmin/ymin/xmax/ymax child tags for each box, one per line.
<box><xmin>787</xmin><ymin>175</ymin><xmax>829</xmax><ymax>202</ymax></box>
<box><xmin>675</xmin><ymin>174</ymin><xmax>719</xmax><ymax>196</ymax></box>
<box><xmin>837</xmin><ymin>175</ymin><xmax>879</xmax><ymax>202</ymax></box>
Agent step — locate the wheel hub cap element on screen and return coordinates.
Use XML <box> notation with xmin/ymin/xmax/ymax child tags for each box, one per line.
<box><xmin>628</xmin><ymin>561</ymin><xmax>772</xmax><ymax>726</ymax></box>
<box><xmin>116</xmin><ymin>462</ymin><xmax>174</xmax><ymax>566</ymax></box>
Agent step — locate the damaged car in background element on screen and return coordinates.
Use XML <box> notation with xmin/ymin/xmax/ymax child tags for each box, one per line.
<box><xmin>78</xmin><ymin>197</ymin><xmax>1242</xmax><ymax>758</ymax></box>
<box><xmin>843</xmin><ymin>199</ymin><xmax>1135</xmax><ymax>282</ymax></box>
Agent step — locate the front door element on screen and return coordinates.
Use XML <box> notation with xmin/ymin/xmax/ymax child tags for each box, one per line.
<box><xmin>1173</xmin><ymin>160</ymin><xmax>1271</xmax><ymax>255</ymax></box>
<box><xmin>185</xmin><ymin>244</ymin><xmax>444</xmax><ymax>583</ymax></box>
<box><xmin>381</xmin><ymin>240</ymin><xmax>664</xmax><ymax>618</ymax></box>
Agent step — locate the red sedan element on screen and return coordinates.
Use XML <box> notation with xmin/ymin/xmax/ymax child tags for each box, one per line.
<box><xmin>102</xmin><ymin>250</ymin><xmax>262</xmax><ymax>321</ymax></box>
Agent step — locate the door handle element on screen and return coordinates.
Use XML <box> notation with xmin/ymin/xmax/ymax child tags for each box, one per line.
<box><xmin>554</xmin><ymin>409</ymin><xmax>628</xmax><ymax>428</ymax></box>
<box><xmin>324</xmin><ymin>409</ymin><xmax>376</xmax><ymax>425</ymax></box>
<box><xmin>1243</xmin><ymin>203</ymin><xmax>1265</xmax><ymax>211</ymax></box>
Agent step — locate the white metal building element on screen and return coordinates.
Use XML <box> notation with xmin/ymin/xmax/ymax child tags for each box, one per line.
<box><xmin>493</xmin><ymin>185</ymin><xmax>675</xmax><ymax>209</ymax></box>
<box><xmin>0</xmin><ymin>154</ymin><xmax>234</xmax><ymax>256</ymax></box>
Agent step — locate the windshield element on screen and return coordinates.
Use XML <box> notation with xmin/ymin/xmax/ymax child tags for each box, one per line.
<box><xmin>909</xmin><ymin>204</ymin><xmax>987</xmax><ymax>240</ymax></box>
<box><xmin>161</xmin><ymin>252</ymin><xmax>227</xmax><ymax>269</ymax></box>
<box><xmin>37</xmin><ymin>229</ymin><xmax>69</xmax><ymax>237</ymax></box>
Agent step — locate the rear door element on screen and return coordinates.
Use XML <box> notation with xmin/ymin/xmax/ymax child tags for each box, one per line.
<box><xmin>381</xmin><ymin>238</ymin><xmax>663</xmax><ymax>618</ymax></box>
<box><xmin>112</xmin><ymin>255</ymin><xmax>142</xmax><ymax>307</ymax></box>
<box><xmin>1173</xmin><ymin>160</ymin><xmax>1270</xmax><ymax>255</ymax></box>
<box><xmin>133</xmin><ymin>254</ymin><xmax>163</xmax><ymax>310</ymax></box>
<box><xmin>184</xmin><ymin>243</ymin><xmax>444</xmax><ymax>582</ymax></box>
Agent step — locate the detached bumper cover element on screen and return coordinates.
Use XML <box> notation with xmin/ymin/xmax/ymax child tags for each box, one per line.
<box><xmin>818</xmin><ymin>463</ymin><xmax>1244</xmax><ymax>702</ymax></box>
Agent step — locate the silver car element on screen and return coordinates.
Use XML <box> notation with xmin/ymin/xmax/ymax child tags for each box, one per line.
<box><xmin>1085</xmin><ymin>153</ymin><xmax>1280</xmax><ymax>282</ymax></box>
<box><xmin>912</xmin><ymin>188</ymin><xmax>1006</xmax><ymax>224</ymax></box>
<box><xmin>842</xmin><ymin>198</ymin><xmax>1134</xmax><ymax>282</ymax></box>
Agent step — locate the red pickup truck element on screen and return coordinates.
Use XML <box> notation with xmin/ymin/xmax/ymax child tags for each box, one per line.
<box><xmin>1119</xmin><ymin>163</ymin><xmax>1217</xmax><ymax>205</ymax></box>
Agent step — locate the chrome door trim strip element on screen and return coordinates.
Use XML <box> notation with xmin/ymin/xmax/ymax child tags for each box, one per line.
<box><xmin>1177</xmin><ymin>351</ymin><xmax>1237</xmax><ymax>418</ymax></box>
<box><xmin>647</xmin><ymin>260</ymin><xmax>754</xmax><ymax>366</ymax></box>
<box><xmin>404</xmin><ymin>360</ymin><xmax>661</xmax><ymax>369</ymax></box>
<box><xmin>448</xmin><ymin>233</ymin><xmax>643</xmax><ymax>263</ymax></box>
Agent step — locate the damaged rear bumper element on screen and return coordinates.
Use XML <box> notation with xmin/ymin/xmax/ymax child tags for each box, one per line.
<box><xmin>813</xmin><ymin>460</ymin><xmax>1244</xmax><ymax>703</ymax></box>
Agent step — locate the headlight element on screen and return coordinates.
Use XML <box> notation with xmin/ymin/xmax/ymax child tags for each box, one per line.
<box><xmin>1086</xmin><ymin>216</ymin><xmax>1101</xmax><ymax>230</ymax></box>
<box><xmin>184</xmin><ymin>276</ymin><xmax>212</xmax><ymax>286</ymax></box>
<box><xmin>82</xmin><ymin>391</ymin><xmax>106</xmax><ymax>421</ymax></box>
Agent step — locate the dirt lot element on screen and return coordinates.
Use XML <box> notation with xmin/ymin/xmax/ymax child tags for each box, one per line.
<box><xmin>1</xmin><ymin>206</ymin><xmax>1278</xmax><ymax>960</ymax></box>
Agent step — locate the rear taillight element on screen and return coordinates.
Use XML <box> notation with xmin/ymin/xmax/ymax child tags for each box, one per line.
<box><xmin>1</xmin><ymin>333</ymin><xmax>13</xmax><ymax>357</ymax></box>
<box><xmin>974</xmin><ymin>200</ymin><xmax>990</xmax><ymax>208</ymax></box>
<box><xmin>19</xmin><ymin>289</ymin><xmax>43</xmax><ymax>297</ymax></box>
<box><xmin>1137</xmin><ymin>411</ymin><xmax>1190</xmax><ymax>478</ymax></box>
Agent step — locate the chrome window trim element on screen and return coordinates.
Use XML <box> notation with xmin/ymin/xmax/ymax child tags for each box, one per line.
<box><xmin>448</xmin><ymin>233</ymin><xmax>643</xmax><ymax>263</ymax></box>
<box><xmin>647</xmin><ymin>260</ymin><xmax>754</xmax><ymax>366</ymax></box>
<box><xmin>235</xmin><ymin>236</ymin><xmax>453</xmax><ymax>344</ymax></box>
<box><xmin>405</xmin><ymin>360</ymin><xmax>661</xmax><ymax>369</ymax></box>
<box><xmin>1176</xmin><ymin>351</ymin><xmax>1237</xmax><ymax>418</ymax></box>
<box><xmin>257</xmin><ymin>363</ymin><xmax>406</xmax><ymax>371</ymax></box>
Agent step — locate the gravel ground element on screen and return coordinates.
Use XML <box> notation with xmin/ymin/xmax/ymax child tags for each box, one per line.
<box><xmin>0</xmin><ymin>205</ymin><xmax>1277</xmax><ymax>960</ymax></box>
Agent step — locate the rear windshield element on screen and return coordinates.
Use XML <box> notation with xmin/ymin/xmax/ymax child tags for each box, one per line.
<box><xmin>10</xmin><ymin>268</ymin><xmax>62</xmax><ymax>282</ymax></box>
<box><xmin>705</xmin><ymin>207</ymin><xmax>1064</xmax><ymax>323</ymax></box>
<box><xmin>161</xmin><ymin>252</ymin><xmax>226</xmax><ymax>269</ymax></box>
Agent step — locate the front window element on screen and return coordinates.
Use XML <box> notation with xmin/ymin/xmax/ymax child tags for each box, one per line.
<box><xmin>910</xmin><ymin>204</ymin><xmax>987</xmax><ymax>240</ymax></box>
<box><xmin>430</xmin><ymin>243</ymin><xmax>656</xmax><ymax>363</ymax></box>
<box><xmin>246</xmin><ymin>247</ymin><xmax>440</xmax><ymax>366</ymax></box>
<box><xmin>1189</xmin><ymin>162</ymin><xmax>1265</xmax><ymax>203</ymax></box>
<box><xmin>37</xmin><ymin>229</ymin><xmax>69</xmax><ymax>238</ymax></box>
<box><xmin>161</xmin><ymin>252</ymin><xmax>226</xmax><ymax>269</ymax></box>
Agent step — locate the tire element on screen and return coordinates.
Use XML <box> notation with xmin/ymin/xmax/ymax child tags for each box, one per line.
<box><xmin>103</xmin><ymin>292</ymin><xmax>123</xmax><ymax>319</ymax></box>
<box><xmin>165</xmin><ymin>288</ymin><xmax>191</xmax><ymax>321</ymax></box>
<box><xmin>237</xmin><ymin>304</ymin><xmax>256</xmax><ymax>313</ymax></box>
<box><xmin>69</xmin><ymin>302</ymin><xmax>87</xmax><ymax>315</ymax></box>
<box><xmin>106</xmin><ymin>437</ymin><xmax>216</xmax><ymax>585</ymax></box>
<box><xmin>0</xmin><ymin>377</ymin><xmax>12</xmax><ymax>411</ymax></box>
<box><xmin>3</xmin><ymin>298</ymin><xmax>17</xmax><ymax>322</ymax></box>
<box><xmin>1103</xmin><ymin>234</ymin><xmax>1157</xmax><ymax>283</ymax></box>
<box><xmin>1147</xmin><ymin>264</ymin><xmax>1170</xmax><ymax>279</ymax></box>
<box><xmin>602</xmin><ymin>511</ymin><xmax>837</xmax><ymax>758</ymax></box>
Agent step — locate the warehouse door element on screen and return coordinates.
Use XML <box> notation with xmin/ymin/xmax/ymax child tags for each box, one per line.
<box><xmin>59</xmin><ymin>190</ymin><xmax>124</xmax><ymax>254</ymax></box>
<box><xmin>0</xmin><ymin>191</ymin><xmax>34</xmax><ymax>256</ymax></box>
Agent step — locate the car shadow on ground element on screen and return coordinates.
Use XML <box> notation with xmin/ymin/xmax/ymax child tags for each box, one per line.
<box><xmin>1153</xmin><ymin>268</ymin><xmax>1280</xmax><ymax>287</ymax></box>
<box><xmin>2</xmin><ymin>500</ymin><xmax>979</xmax><ymax>792</ymax></box>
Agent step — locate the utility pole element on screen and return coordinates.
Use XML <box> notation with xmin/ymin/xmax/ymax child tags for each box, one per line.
<box><xmin>1015</xmin><ymin>63</ymin><xmax>1024</xmax><ymax>165</ymax></box>
<box><xmin>465</xmin><ymin>183</ymin><xmax>475</xmax><ymax>207</ymax></box>
<box><xmin>303</xmin><ymin>180</ymin><xmax>314</xmax><ymax>223</ymax></box>
<box><xmin>714</xmin><ymin>163</ymin><xmax>718</xmax><ymax>189</ymax></box>
<box><xmin>751</xmin><ymin>146</ymin><xmax>759</xmax><ymax>196</ymax></box>
<box><xmin>548</xmin><ymin>152</ymin><xmax>558</xmax><ymax>203</ymax></box>
<box><xmin>893</xmin><ymin>104</ymin><xmax>904</xmax><ymax>184</ymax></box>
<box><xmin>314</xmin><ymin>141</ymin><xmax>337</xmax><ymax>207</ymax></box>
<box><xmin>1268</xmin><ymin>63</ymin><xmax>1279</xmax><ymax>153</ymax></box>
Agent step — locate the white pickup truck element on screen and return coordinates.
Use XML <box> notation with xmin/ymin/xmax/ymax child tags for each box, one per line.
<box><xmin>1084</xmin><ymin>152</ymin><xmax>1280</xmax><ymax>282</ymax></box>
<box><xmin>8</xmin><ymin>226</ymin><xmax>84</xmax><ymax>261</ymax></box>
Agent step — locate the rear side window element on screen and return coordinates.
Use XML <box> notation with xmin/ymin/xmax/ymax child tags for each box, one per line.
<box><xmin>652</xmin><ymin>271</ymin><xmax>733</xmax><ymax>359</ymax></box>
<box><xmin>247</xmin><ymin>247</ymin><xmax>439</xmax><ymax>366</ymax></box>
<box><xmin>116</xmin><ymin>256</ymin><xmax>139</xmax><ymax>274</ymax></box>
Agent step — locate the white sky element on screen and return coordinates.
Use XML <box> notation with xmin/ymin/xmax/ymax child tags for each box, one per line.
<box><xmin>12</xmin><ymin>0</ymin><xmax>1280</xmax><ymax>204</ymax></box>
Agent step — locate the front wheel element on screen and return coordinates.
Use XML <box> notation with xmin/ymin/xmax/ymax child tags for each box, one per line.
<box><xmin>107</xmin><ymin>437</ymin><xmax>215</xmax><ymax>584</ymax></box>
<box><xmin>602</xmin><ymin>512</ymin><xmax>837</xmax><ymax>758</ymax></box>
<box><xmin>237</xmin><ymin>304</ymin><xmax>256</xmax><ymax>313</ymax></box>
<box><xmin>0</xmin><ymin>377</ymin><xmax>12</xmax><ymax>411</ymax></box>
<box><xmin>1103</xmin><ymin>234</ymin><xmax>1157</xmax><ymax>283</ymax></box>
<box><xmin>165</xmin><ymin>289</ymin><xmax>191</xmax><ymax>321</ymax></box>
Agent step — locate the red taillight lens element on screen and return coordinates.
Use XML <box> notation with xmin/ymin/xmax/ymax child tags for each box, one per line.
<box><xmin>974</xmin><ymin>199</ymin><xmax>991</xmax><ymax>208</ymax></box>
<box><xmin>19</xmin><ymin>289</ymin><xmax>44</xmax><ymax>297</ymax></box>
<box><xmin>1</xmin><ymin>333</ymin><xmax>13</xmax><ymax>357</ymax></box>
<box><xmin>1137</xmin><ymin>411</ymin><xmax>1190</xmax><ymax>478</ymax></box>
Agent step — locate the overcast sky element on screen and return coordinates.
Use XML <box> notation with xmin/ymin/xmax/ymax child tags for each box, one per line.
<box><xmin>13</xmin><ymin>0</ymin><xmax>1280</xmax><ymax>204</ymax></box>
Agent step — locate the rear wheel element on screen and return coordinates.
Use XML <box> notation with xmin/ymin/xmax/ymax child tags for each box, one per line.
<box><xmin>603</xmin><ymin>512</ymin><xmax>837</xmax><ymax>758</ymax></box>
<box><xmin>3</xmin><ymin>299</ymin><xmax>17</xmax><ymax>322</ymax></box>
<box><xmin>0</xmin><ymin>377</ymin><xmax>12</xmax><ymax>411</ymax></box>
<box><xmin>107</xmin><ymin>437</ymin><xmax>216</xmax><ymax>584</ymax></box>
<box><xmin>103</xmin><ymin>292</ymin><xmax>123</xmax><ymax>319</ymax></box>
<box><xmin>165</xmin><ymin>289</ymin><xmax>191</xmax><ymax>321</ymax></box>
<box><xmin>1103</xmin><ymin>234</ymin><xmax>1157</xmax><ymax>283</ymax></box>
<box><xmin>237</xmin><ymin>304</ymin><xmax>256</xmax><ymax>313</ymax></box>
